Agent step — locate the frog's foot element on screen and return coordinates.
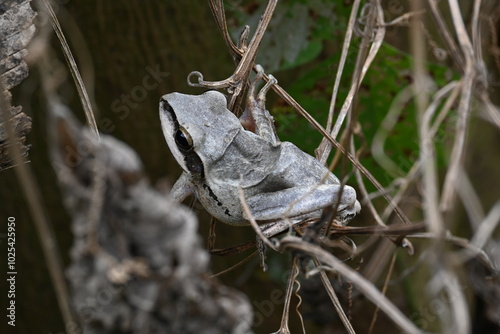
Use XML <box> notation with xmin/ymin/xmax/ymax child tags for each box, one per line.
<box><xmin>247</xmin><ymin>64</ymin><xmax>265</xmax><ymax>100</ymax></box>
<box><xmin>257</xmin><ymin>74</ymin><xmax>277</xmax><ymax>102</ymax></box>
<box><xmin>336</xmin><ymin>200</ymin><xmax>361</xmax><ymax>225</ymax></box>
<box><xmin>250</xmin><ymin>65</ymin><xmax>278</xmax><ymax>104</ymax></box>
<box><xmin>254</xmin><ymin>64</ymin><xmax>265</xmax><ymax>83</ymax></box>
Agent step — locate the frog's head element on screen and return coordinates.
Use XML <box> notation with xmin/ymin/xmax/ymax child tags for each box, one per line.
<box><xmin>159</xmin><ymin>90</ymin><xmax>241</xmax><ymax>178</ymax></box>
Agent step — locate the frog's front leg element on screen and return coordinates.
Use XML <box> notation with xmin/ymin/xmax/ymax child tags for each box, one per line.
<box><xmin>245</xmin><ymin>184</ymin><xmax>361</xmax><ymax>225</ymax></box>
<box><xmin>170</xmin><ymin>171</ymin><xmax>196</xmax><ymax>202</ymax></box>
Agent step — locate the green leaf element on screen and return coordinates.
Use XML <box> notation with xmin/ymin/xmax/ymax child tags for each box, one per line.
<box><xmin>280</xmin><ymin>39</ymin><xmax>323</xmax><ymax>71</ymax></box>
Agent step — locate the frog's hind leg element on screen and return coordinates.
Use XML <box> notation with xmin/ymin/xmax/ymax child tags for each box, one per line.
<box><xmin>243</xmin><ymin>65</ymin><xmax>280</xmax><ymax>145</ymax></box>
<box><xmin>240</xmin><ymin>66</ymin><xmax>263</xmax><ymax>133</ymax></box>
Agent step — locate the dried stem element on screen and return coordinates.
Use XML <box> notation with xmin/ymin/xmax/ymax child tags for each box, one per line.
<box><xmin>318</xmin><ymin>0</ymin><xmax>362</xmax><ymax>161</ymax></box>
<box><xmin>280</xmin><ymin>236</ymin><xmax>424</xmax><ymax>334</ymax></box>
<box><xmin>440</xmin><ymin>0</ymin><xmax>476</xmax><ymax>211</ymax></box>
<box><xmin>41</xmin><ymin>0</ymin><xmax>99</xmax><ymax>139</ymax></box>
<box><xmin>367</xmin><ymin>251</ymin><xmax>397</xmax><ymax>334</ymax></box>
<box><xmin>313</xmin><ymin>258</ymin><xmax>356</xmax><ymax>334</ymax></box>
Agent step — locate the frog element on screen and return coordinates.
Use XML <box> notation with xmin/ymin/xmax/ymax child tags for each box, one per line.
<box><xmin>159</xmin><ymin>68</ymin><xmax>360</xmax><ymax>237</ymax></box>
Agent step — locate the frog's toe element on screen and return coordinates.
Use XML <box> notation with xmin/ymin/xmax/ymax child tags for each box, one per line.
<box><xmin>354</xmin><ymin>200</ymin><xmax>361</xmax><ymax>214</ymax></box>
<box><xmin>258</xmin><ymin>74</ymin><xmax>277</xmax><ymax>100</ymax></box>
<box><xmin>337</xmin><ymin>200</ymin><xmax>361</xmax><ymax>225</ymax></box>
<box><xmin>341</xmin><ymin>186</ymin><xmax>358</xmax><ymax>206</ymax></box>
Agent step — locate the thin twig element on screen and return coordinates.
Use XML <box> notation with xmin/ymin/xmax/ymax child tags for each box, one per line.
<box><xmin>470</xmin><ymin>200</ymin><xmax>500</xmax><ymax>251</ymax></box>
<box><xmin>412</xmin><ymin>1</ymin><xmax>444</xmax><ymax>236</ymax></box>
<box><xmin>313</xmin><ymin>258</ymin><xmax>356</xmax><ymax>334</ymax></box>
<box><xmin>380</xmin><ymin>82</ymin><xmax>461</xmax><ymax>221</ymax></box>
<box><xmin>349</xmin><ymin>0</ymin><xmax>388</xmax><ymax>228</ymax></box>
<box><xmin>368</xmin><ymin>251</ymin><xmax>397</xmax><ymax>334</ymax></box>
<box><xmin>238</xmin><ymin>186</ymin><xmax>278</xmax><ymax>252</ymax></box>
<box><xmin>371</xmin><ymin>86</ymin><xmax>414</xmax><ymax>177</ymax></box>
<box><xmin>41</xmin><ymin>0</ymin><xmax>99</xmax><ymax>140</ymax></box>
<box><xmin>191</xmin><ymin>0</ymin><xmax>277</xmax><ymax>111</ymax></box>
<box><xmin>427</xmin><ymin>0</ymin><xmax>465</xmax><ymax>70</ymax></box>
<box><xmin>456</xmin><ymin>166</ymin><xmax>485</xmax><ymax>228</ymax></box>
<box><xmin>478</xmin><ymin>92</ymin><xmax>500</xmax><ymax>129</ymax></box>
<box><xmin>407</xmin><ymin>232</ymin><xmax>494</xmax><ymax>271</ymax></box>
<box><xmin>318</xmin><ymin>1</ymin><xmax>386</xmax><ymax>164</ymax></box>
<box><xmin>318</xmin><ymin>0</ymin><xmax>362</xmax><ymax>163</ymax></box>
<box><xmin>207</xmin><ymin>0</ymin><xmax>240</xmax><ymax>57</ymax></box>
<box><xmin>384</xmin><ymin>9</ymin><xmax>426</xmax><ymax>27</ymax></box>
<box><xmin>280</xmin><ymin>236</ymin><xmax>424</xmax><ymax>334</ymax></box>
<box><xmin>440</xmin><ymin>0</ymin><xmax>476</xmax><ymax>212</ymax></box>
<box><xmin>210</xmin><ymin>250</ymin><xmax>259</xmax><ymax>278</ymax></box>
<box><xmin>272</xmin><ymin>258</ymin><xmax>299</xmax><ymax>334</ymax></box>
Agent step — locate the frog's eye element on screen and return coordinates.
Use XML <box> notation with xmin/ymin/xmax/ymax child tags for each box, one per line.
<box><xmin>175</xmin><ymin>127</ymin><xmax>193</xmax><ymax>151</ymax></box>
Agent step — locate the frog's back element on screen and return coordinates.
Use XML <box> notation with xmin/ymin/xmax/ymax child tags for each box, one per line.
<box><xmin>270</xmin><ymin>141</ymin><xmax>340</xmax><ymax>187</ymax></box>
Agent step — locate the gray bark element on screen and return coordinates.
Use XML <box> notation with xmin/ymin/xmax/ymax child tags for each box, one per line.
<box><xmin>0</xmin><ymin>0</ymin><xmax>35</xmax><ymax>169</ymax></box>
<box><xmin>49</xmin><ymin>100</ymin><xmax>253</xmax><ymax>334</ymax></box>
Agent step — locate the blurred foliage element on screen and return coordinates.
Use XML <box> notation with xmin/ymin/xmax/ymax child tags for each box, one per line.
<box><xmin>227</xmin><ymin>0</ymin><xmax>457</xmax><ymax>192</ymax></box>
<box><xmin>227</xmin><ymin>0</ymin><xmax>339</xmax><ymax>72</ymax></box>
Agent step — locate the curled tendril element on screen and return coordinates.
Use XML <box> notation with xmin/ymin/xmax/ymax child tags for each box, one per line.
<box><xmin>401</xmin><ymin>238</ymin><xmax>414</xmax><ymax>255</ymax></box>
<box><xmin>187</xmin><ymin>71</ymin><xmax>206</xmax><ymax>87</ymax></box>
<box><xmin>187</xmin><ymin>70</ymin><xmax>240</xmax><ymax>96</ymax></box>
<box><xmin>354</xmin><ymin>2</ymin><xmax>379</xmax><ymax>41</ymax></box>
<box><xmin>434</xmin><ymin>47</ymin><xmax>448</xmax><ymax>61</ymax></box>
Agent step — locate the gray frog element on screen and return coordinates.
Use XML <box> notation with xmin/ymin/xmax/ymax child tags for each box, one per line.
<box><xmin>159</xmin><ymin>70</ymin><xmax>360</xmax><ymax>235</ymax></box>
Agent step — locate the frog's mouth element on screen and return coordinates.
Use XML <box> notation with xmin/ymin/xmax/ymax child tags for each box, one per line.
<box><xmin>160</xmin><ymin>98</ymin><xmax>178</xmax><ymax>131</ymax></box>
<box><xmin>160</xmin><ymin>98</ymin><xmax>183</xmax><ymax>161</ymax></box>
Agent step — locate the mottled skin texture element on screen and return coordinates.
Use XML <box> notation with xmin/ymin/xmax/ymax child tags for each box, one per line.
<box><xmin>159</xmin><ymin>80</ymin><xmax>360</xmax><ymax>230</ymax></box>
